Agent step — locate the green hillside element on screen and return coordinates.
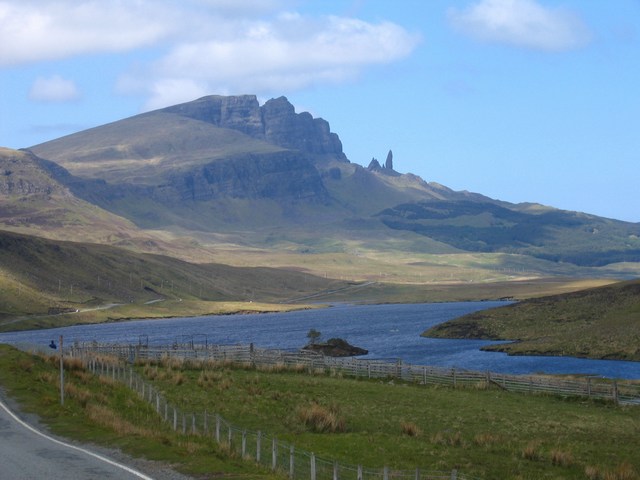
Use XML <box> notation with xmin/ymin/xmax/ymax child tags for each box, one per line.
<box><xmin>423</xmin><ymin>279</ymin><xmax>640</xmax><ymax>361</ymax></box>
<box><xmin>0</xmin><ymin>229</ymin><xmax>344</xmax><ymax>330</ymax></box>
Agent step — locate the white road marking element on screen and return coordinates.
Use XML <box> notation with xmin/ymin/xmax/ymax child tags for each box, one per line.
<box><xmin>0</xmin><ymin>397</ymin><xmax>155</xmax><ymax>480</ymax></box>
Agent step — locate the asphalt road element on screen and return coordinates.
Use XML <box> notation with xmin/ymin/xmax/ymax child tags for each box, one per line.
<box><xmin>0</xmin><ymin>389</ymin><xmax>200</xmax><ymax>480</ymax></box>
<box><xmin>0</xmin><ymin>396</ymin><xmax>158</xmax><ymax>480</ymax></box>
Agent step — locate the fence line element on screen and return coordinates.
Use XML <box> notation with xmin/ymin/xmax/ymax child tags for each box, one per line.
<box><xmin>79</xmin><ymin>355</ymin><xmax>470</xmax><ymax>480</ymax></box>
<box><xmin>70</xmin><ymin>343</ymin><xmax>640</xmax><ymax>406</ymax></box>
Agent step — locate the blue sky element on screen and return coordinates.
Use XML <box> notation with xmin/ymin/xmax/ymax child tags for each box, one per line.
<box><xmin>1</xmin><ymin>0</ymin><xmax>639</xmax><ymax>222</ymax></box>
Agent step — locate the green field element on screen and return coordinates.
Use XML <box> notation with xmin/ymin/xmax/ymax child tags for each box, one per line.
<box><xmin>1</xmin><ymin>345</ymin><xmax>639</xmax><ymax>479</ymax></box>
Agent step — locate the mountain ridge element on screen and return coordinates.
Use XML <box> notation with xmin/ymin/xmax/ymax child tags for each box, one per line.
<box><xmin>21</xmin><ymin>94</ymin><xmax>640</xmax><ymax>270</ymax></box>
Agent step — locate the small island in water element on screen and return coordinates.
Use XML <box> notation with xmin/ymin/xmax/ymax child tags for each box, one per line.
<box><xmin>302</xmin><ymin>337</ymin><xmax>368</xmax><ymax>357</ymax></box>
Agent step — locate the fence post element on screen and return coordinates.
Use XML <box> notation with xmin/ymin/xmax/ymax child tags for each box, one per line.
<box><xmin>173</xmin><ymin>407</ymin><xmax>177</xmax><ymax>431</ymax></box>
<box><xmin>227</xmin><ymin>425</ymin><xmax>232</xmax><ymax>447</ymax></box>
<box><xmin>383</xmin><ymin>466</ymin><xmax>389</xmax><ymax>480</ymax></box>
<box><xmin>587</xmin><ymin>378</ymin><xmax>592</xmax><ymax>398</ymax></box>
<box><xmin>215</xmin><ymin>415</ymin><xmax>221</xmax><ymax>443</ymax></box>
<box><xmin>357</xmin><ymin>464</ymin><xmax>363</xmax><ymax>480</ymax></box>
<box><xmin>415</xmin><ymin>467</ymin><xmax>420</xmax><ymax>480</ymax></box>
<box><xmin>289</xmin><ymin>445</ymin><xmax>294</xmax><ymax>479</ymax></box>
<box><xmin>613</xmin><ymin>381</ymin><xmax>619</xmax><ymax>405</ymax></box>
<box><xmin>423</xmin><ymin>366</ymin><xmax>427</xmax><ymax>385</ymax></box>
<box><xmin>333</xmin><ymin>461</ymin><xmax>338</xmax><ymax>480</ymax></box>
<box><xmin>256</xmin><ymin>431</ymin><xmax>261</xmax><ymax>463</ymax></box>
<box><xmin>452</xmin><ymin>368</ymin><xmax>457</xmax><ymax>387</ymax></box>
<box><xmin>204</xmin><ymin>410</ymin><xmax>208</xmax><ymax>434</ymax></box>
<box><xmin>192</xmin><ymin>413</ymin><xmax>196</xmax><ymax>434</ymax></box>
<box><xmin>241</xmin><ymin>431</ymin><xmax>247</xmax><ymax>457</ymax></box>
<box><xmin>156</xmin><ymin>393</ymin><xmax>160</xmax><ymax>413</ymax></box>
<box><xmin>182</xmin><ymin>413</ymin><xmax>186</xmax><ymax>434</ymax></box>
<box><xmin>272</xmin><ymin>437</ymin><xmax>277</xmax><ymax>470</ymax></box>
<box><xmin>310</xmin><ymin>453</ymin><xmax>316</xmax><ymax>480</ymax></box>
<box><xmin>450</xmin><ymin>468</ymin><xmax>458</xmax><ymax>480</ymax></box>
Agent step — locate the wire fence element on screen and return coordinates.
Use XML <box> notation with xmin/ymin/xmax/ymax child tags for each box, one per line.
<box><xmin>71</xmin><ymin>342</ymin><xmax>640</xmax><ymax>406</ymax></box>
<box><xmin>81</xmin><ymin>354</ymin><xmax>470</xmax><ymax>480</ymax></box>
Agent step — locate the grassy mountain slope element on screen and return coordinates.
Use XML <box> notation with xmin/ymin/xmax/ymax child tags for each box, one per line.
<box><xmin>0</xmin><ymin>229</ymin><xmax>344</xmax><ymax>328</ymax></box>
<box><xmin>423</xmin><ymin>279</ymin><xmax>640</xmax><ymax>361</ymax></box>
<box><xmin>378</xmin><ymin>200</ymin><xmax>640</xmax><ymax>266</ymax></box>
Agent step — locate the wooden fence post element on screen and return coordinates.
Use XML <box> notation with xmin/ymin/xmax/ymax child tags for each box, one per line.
<box><xmin>415</xmin><ymin>467</ymin><xmax>420</xmax><ymax>480</ymax></box>
<box><xmin>241</xmin><ymin>431</ymin><xmax>247</xmax><ymax>457</ymax></box>
<box><xmin>450</xmin><ymin>468</ymin><xmax>458</xmax><ymax>479</ymax></box>
<box><xmin>333</xmin><ymin>460</ymin><xmax>338</xmax><ymax>480</ymax></box>
<box><xmin>613</xmin><ymin>381</ymin><xmax>619</xmax><ymax>405</ymax></box>
<box><xmin>272</xmin><ymin>437</ymin><xmax>277</xmax><ymax>470</ymax></box>
<box><xmin>215</xmin><ymin>415</ymin><xmax>221</xmax><ymax>442</ymax></box>
<box><xmin>357</xmin><ymin>464</ymin><xmax>363</xmax><ymax>480</ymax></box>
<box><xmin>383</xmin><ymin>466</ymin><xmax>389</xmax><ymax>480</ymax></box>
<box><xmin>173</xmin><ymin>407</ymin><xmax>177</xmax><ymax>431</ymax></box>
<box><xmin>310</xmin><ymin>453</ymin><xmax>316</xmax><ymax>480</ymax></box>
<box><xmin>182</xmin><ymin>413</ymin><xmax>186</xmax><ymax>434</ymax></box>
<box><xmin>192</xmin><ymin>413</ymin><xmax>196</xmax><ymax>434</ymax></box>
<box><xmin>256</xmin><ymin>431</ymin><xmax>261</xmax><ymax>463</ymax></box>
<box><xmin>289</xmin><ymin>446</ymin><xmax>294</xmax><ymax>479</ymax></box>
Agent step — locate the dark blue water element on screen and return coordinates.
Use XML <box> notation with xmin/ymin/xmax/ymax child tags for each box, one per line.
<box><xmin>1</xmin><ymin>302</ymin><xmax>639</xmax><ymax>379</ymax></box>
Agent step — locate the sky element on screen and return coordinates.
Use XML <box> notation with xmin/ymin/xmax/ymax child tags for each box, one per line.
<box><xmin>1</xmin><ymin>0</ymin><xmax>639</xmax><ymax>222</ymax></box>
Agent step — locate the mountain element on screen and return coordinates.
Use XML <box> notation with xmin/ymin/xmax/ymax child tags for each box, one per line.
<box><xmin>422</xmin><ymin>279</ymin><xmax>640</xmax><ymax>361</ymax></box>
<box><xmin>23</xmin><ymin>95</ymin><xmax>640</xmax><ymax>273</ymax></box>
<box><xmin>0</xmin><ymin>228</ymin><xmax>342</xmax><ymax>323</ymax></box>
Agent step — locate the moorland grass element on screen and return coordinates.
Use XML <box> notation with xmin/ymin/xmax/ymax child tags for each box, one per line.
<box><xmin>1</xmin><ymin>345</ymin><xmax>639</xmax><ymax>479</ymax></box>
<box><xmin>134</xmin><ymin>357</ymin><xmax>640</xmax><ymax>480</ymax></box>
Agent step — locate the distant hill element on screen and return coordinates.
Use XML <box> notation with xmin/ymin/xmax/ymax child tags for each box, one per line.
<box><xmin>21</xmin><ymin>94</ymin><xmax>640</xmax><ymax>272</ymax></box>
<box><xmin>0</xmin><ymin>229</ymin><xmax>342</xmax><ymax>322</ymax></box>
<box><xmin>423</xmin><ymin>279</ymin><xmax>640</xmax><ymax>361</ymax></box>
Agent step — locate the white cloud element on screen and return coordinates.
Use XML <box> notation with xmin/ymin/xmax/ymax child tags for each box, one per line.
<box><xmin>134</xmin><ymin>14</ymin><xmax>421</xmax><ymax>109</ymax></box>
<box><xmin>29</xmin><ymin>75</ymin><xmax>81</xmax><ymax>102</ymax></box>
<box><xmin>448</xmin><ymin>0</ymin><xmax>591</xmax><ymax>51</ymax></box>
<box><xmin>0</xmin><ymin>0</ymin><xmax>180</xmax><ymax>66</ymax></box>
<box><xmin>1</xmin><ymin>0</ymin><xmax>420</xmax><ymax>108</ymax></box>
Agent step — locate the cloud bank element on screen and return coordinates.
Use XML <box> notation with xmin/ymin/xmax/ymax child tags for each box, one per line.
<box><xmin>448</xmin><ymin>0</ymin><xmax>591</xmax><ymax>51</ymax></box>
<box><xmin>1</xmin><ymin>0</ymin><xmax>420</xmax><ymax>109</ymax></box>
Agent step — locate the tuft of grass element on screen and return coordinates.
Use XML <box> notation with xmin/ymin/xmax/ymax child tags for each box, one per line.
<box><xmin>473</xmin><ymin>432</ymin><xmax>501</xmax><ymax>447</ymax></box>
<box><xmin>522</xmin><ymin>442</ymin><xmax>541</xmax><ymax>461</ymax></box>
<box><xmin>604</xmin><ymin>462</ymin><xmax>638</xmax><ymax>480</ymax></box>
<box><xmin>550</xmin><ymin>449</ymin><xmax>574</xmax><ymax>467</ymax></box>
<box><xmin>400</xmin><ymin>421</ymin><xmax>422</xmax><ymax>437</ymax></box>
<box><xmin>297</xmin><ymin>402</ymin><xmax>346</xmax><ymax>433</ymax></box>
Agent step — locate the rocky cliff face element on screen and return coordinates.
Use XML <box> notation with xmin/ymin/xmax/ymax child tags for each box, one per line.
<box><xmin>163</xmin><ymin>95</ymin><xmax>346</xmax><ymax>160</ymax></box>
<box><xmin>170</xmin><ymin>151</ymin><xmax>329</xmax><ymax>202</ymax></box>
<box><xmin>0</xmin><ymin>149</ymin><xmax>69</xmax><ymax>196</ymax></box>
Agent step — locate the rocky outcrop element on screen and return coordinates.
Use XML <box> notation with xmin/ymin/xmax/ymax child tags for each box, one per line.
<box><xmin>163</xmin><ymin>95</ymin><xmax>347</xmax><ymax>160</ymax></box>
<box><xmin>302</xmin><ymin>338</ymin><xmax>368</xmax><ymax>357</ymax></box>
<box><xmin>170</xmin><ymin>151</ymin><xmax>329</xmax><ymax>202</ymax></box>
<box><xmin>163</xmin><ymin>95</ymin><xmax>264</xmax><ymax>138</ymax></box>
<box><xmin>0</xmin><ymin>149</ymin><xmax>68</xmax><ymax>196</ymax></box>
<box><xmin>261</xmin><ymin>97</ymin><xmax>346</xmax><ymax>158</ymax></box>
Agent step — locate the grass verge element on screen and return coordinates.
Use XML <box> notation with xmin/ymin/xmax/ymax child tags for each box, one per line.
<box><xmin>0</xmin><ymin>345</ymin><xmax>281</xmax><ymax>479</ymax></box>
